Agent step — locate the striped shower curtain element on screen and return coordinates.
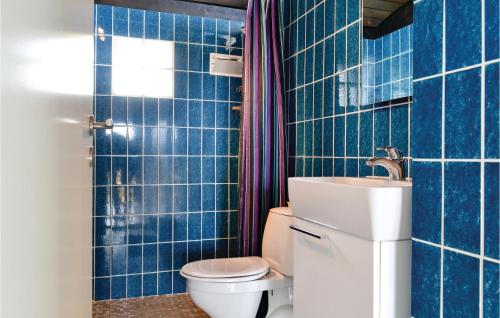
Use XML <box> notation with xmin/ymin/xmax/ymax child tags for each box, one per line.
<box><xmin>238</xmin><ymin>0</ymin><xmax>287</xmax><ymax>256</ymax></box>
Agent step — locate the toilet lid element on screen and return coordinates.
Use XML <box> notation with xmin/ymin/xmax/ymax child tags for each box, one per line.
<box><xmin>181</xmin><ymin>257</ymin><xmax>269</xmax><ymax>279</ymax></box>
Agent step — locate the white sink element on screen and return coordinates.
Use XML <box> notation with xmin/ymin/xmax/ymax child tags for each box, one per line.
<box><xmin>288</xmin><ymin>177</ymin><xmax>412</xmax><ymax>241</ymax></box>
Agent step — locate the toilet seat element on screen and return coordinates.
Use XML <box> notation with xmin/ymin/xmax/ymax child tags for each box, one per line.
<box><xmin>181</xmin><ymin>257</ymin><xmax>269</xmax><ymax>283</ymax></box>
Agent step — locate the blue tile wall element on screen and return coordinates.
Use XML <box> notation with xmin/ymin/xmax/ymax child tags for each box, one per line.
<box><xmin>411</xmin><ymin>0</ymin><xmax>500</xmax><ymax>317</ymax></box>
<box><xmin>283</xmin><ymin>0</ymin><xmax>411</xmax><ymax>179</ymax></box>
<box><xmin>362</xmin><ymin>25</ymin><xmax>413</xmax><ymax>106</ymax></box>
<box><xmin>93</xmin><ymin>4</ymin><xmax>242</xmax><ymax>300</ymax></box>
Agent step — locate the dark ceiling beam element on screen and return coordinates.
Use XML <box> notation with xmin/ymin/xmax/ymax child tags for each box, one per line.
<box><xmin>95</xmin><ymin>0</ymin><xmax>247</xmax><ymax>21</ymax></box>
<box><xmin>363</xmin><ymin>1</ymin><xmax>413</xmax><ymax>39</ymax></box>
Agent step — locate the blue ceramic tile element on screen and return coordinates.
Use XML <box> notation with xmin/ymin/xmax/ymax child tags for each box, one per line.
<box><xmin>324</xmin><ymin>37</ymin><xmax>335</xmax><ymax>77</ymax></box>
<box><xmin>127</xmin><ymin>245</ymin><xmax>142</xmax><ymax>274</ymax></box>
<box><xmin>158</xmin><ymin>127</ymin><xmax>173</xmax><ymax>155</ymax></box>
<box><xmin>127</xmin><ymin>186</ymin><xmax>142</xmax><ymax>214</ymax></box>
<box><xmin>346</xmin><ymin>23</ymin><xmax>359</xmax><ymax>68</ymax></box>
<box><xmin>143</xmin><ymin>244</ymin><xmax>157</xmax><ymax>272</ymax></box>
<box><xmin>143</xmin><ymin>98</ymin><xmax>158</xmax><ymax>126</ymax></box>
<box><xmin>333</xmin><ymin>158</ymin><xmax>344</xmax><ymax>176</ymax></box>
<box><xmin>129</xmin><ymin>9</ymin><xmax>144</xmax><ymax>38</ymax></box>
<box><xmin>143</xmin><ymin>186</ymin><xmax>158</xmax><ymax>213</ymax></box>
<box><xmin>95</xmin><ymin>66</ymin><xmax>111</xmax><ymax>95</ymax></box>
<box><xmin>188</xmin><ymin>44</ymin><xmax>202</xmax><ymax>72</ymax></box>
<box><xmin>159</xmin><ymin>99</ymin><xmax>173</xmax><ymax>126</ymax></box>
<box><xmin>443</xmin><ymin>251</ymin><xmax>479</xmax><ymax>317</ymax></box>
<box><xmin>174</xmin><ymin>71</ymin><xmax>188</xmax><ymax>98</ymax></box>
<box><xmin>158</xmin><ymin>271</ymin><xmax>172</xmax><ymax>294</ymax></box>
<box><xmin>188</xmin><ymin>240</ymin><xmax>202</xmax><ymax>263</ymax></box>
<box><xmin>188</xmin><ymin>16</ymin><xmax>202</xmax><ymax>44</ymax></box>
<box><xmin>174</xmin><ymin>15</ymin><xmax>188</xmax><ymax>42</ymax></box>
<box><xmin>174</xmin><ymin>185</ymin><xmax>187</xmax><ymax>212</ymax></box>
<box><xmin>173</xmin><ymin>271</ymin><xmax>186</xmax><ymax>293</ymax></box>
<box><xmin>188</xmin><ymin>157</ymin><xmax>202</xmax><ymax>183</ymax></box>
<box><xmin>313</xmin><ymin>81</ymin><xmax>323</xmax><ymax>119</ymax></box>
<box><xmin>445</xmin><ymin>0</ymin><xmax>481</xmax><ymax>70</ymax></box>
<box><xmin>95</xmin><ymin>156</ymin><xmax>111</xmax><ymax>186</ymax></box>
<box><xmin>335</xmin><ymin>30</ymin><xmax>346</xmax><ymax>72</ymax></box>
<box><xmin>203</xmin><ymin>18</ymin><xmax>216</xmax><ymax>45</ymax></box>
<box><xmin>345</xmin><ymin>159</ymin><xmax>358</xmax><ymax>177</ymax></box>
<box><xmin>143</xmin><ymin>127</ymin><xmax>158</xmax><ymax>155</ymax></box>
<box><xmin>113</xmin><ymin>7</ymin><xmax>128</xmax><ymax>36</ymax></box>
<box><xmin>111</xmin><ymin>245</ymin><xmax>126</xmax><ymax>275</ymax></box>
<box><xmin>160</xmin><ymin>13</ymin><xmax>174</xmax><ymax>41</ymax></box>
<box><xmin>304</xmin><ymin>121</ymin><xmax>313</xmax><ymax>156</ymax></box>
<box><xmin>143</xmin><ymin>215</ymin><xmax>158</xmax><ymax>243</ymax></box>
<box><xmin>173</xmin><ymin>156</ymin><xmax>187</xmax><ymax>184</ymax></box>
<box><xmin>216</xmin><ymin>19</ymin><xmax>229</xmax><ymax>47</ymax></box>
<box><xmin>94</xmin><ymin>277</ymin><xmax>110</xmax><ymax>300</ymax></box>
<box><xmin>143</xmin><ymin>156</ymin><xmax>158</xmax><ymax>184</ymax></box>
<box><xmin>304</xmin><ymin>84</ymin><xmax>314</xmax><ymax>120</ymax></box>
<box><xmin>374</xmin><ymin>108</ymin><xmax>389</xmax><ymax>149</ymax></box>
<box><xmin>128</xmin><ymin>126</ymin><xmax>143</xmax><ymax>155</ymax></box>
<box><xmin>189</xmin><ymin>73</ymin><xmax>202</xmax><ymax>100</ymax></box>
<box><xmin>313</xmin><ymin>120</ymin><xmax>322</xmax><ymax>156</ymax></box>
<box><xmin>216</xmin><ymin>157</ymin><xmax>229</xmax><ymax>183</ymax></box>
<box><xmin>95</xmin><ymin>217</ymin><xmax>111</xmax><ymax>246</ymax></box>
<box><xmin>127</xmin><ymin>275</ymin><xmax>142</xmax><ymax>298</ymax></box>
<box><xmin>391</xmin><ymin>104</ymin><xmax>408</xmax><ymax>156</ymax></box>
<box><xmin>145</xmin><ymin>11</ymin><xmax>159</xmax><ymax>39</ymax></box>
<box><xmin>96</xmin><ymin>5</ymin><xmax>112</xmax><ymax>35</ymax></box>
<box><xmin>412</xmin><ymin>77</ymin><xmax>442</xmax><ymax>158</ymax></box>
<box><xmin>314</xmin><ymin>3</ymin><xmax>324</xmax><ymax>42</ymax></box>
<box><xmin>215</xmin><ymin>184</ymin><xmax>229</xmax><ymax>210</ymax></box>
<box><xmin>173</xmin><ymin>242</ymin><xmax>187</xmax><ymax>270</ymax></box>
<box><xmin>95</xmin><ymin>247</ymin><xmax>111</xmax><ymax>277</ymax></box>
<box><xmin>143</xmin><ymin>273</ymin><xmax>157</xmax><ymax>296</ymax></box>
<box><xmin>334</xmin><ymin>116</ymin><xmax>345</xmax><ymax>157</ymax></box>
<box><xmin>444</xmin><ymin>162</ymin><xmax>480</xmax><ymax>253</ymax></box>
<box><xmin>112</xmin><ymin>186</ymin><xmax>127</xmax><ymax>215</ymax></box>
<box><xmin>111</xmin><ymin>276</ymin><xmax>126</xmax><ymax>299</ymax></box>
<box><xmin>314</xmin><ymin>43</ymin><xmax>324</xmax><ymax>81</ymax></box>
<box><xmin>158</xmin><ymin>243</ymin><xmax>172</xmax><ymax>270</ymax></box>
<box><xmin>96</xmin><ymin>36</ymin><xmax>111</xmax><ymax>65</ymax></box>
<box><xmin>334</xmin><ymin>74</ymin><xmax>346</xmax><ymax>114</ymax></box>
<box><xmin>159</xmin><ymin>214</ymin><xmax>172</xmax><ymax>242</ymax></box>
<box><xmin>485</xmin><ymin>0</ymin><xmax>500</xmax><ymax>61</ymax></box>
<box><xmin>413</xmin><ymin>0</ymin><xmax>442</xmax><ymax>78</ymax></box>
<box><xmin>95</xmin><ymin>187</ymin><xmax>111</xmax><ymax>217</ymax></box>
<box><xmin>484</xmin><ymin>163</ymin><xmax>499</xmax><ymax>259</ymax></box>
<box><xmin>335</xmin><ymin>0</ymin><xmax>346</xmax><ymax>30</ymax></box>
<box><xmin>346</xmin><ymin>69</ymin><xmax>358</xmax><ymax>112</ymax></box>
<box><xmin>325</xmin><ymin>0</ymin><xmax>335</xmax><ymax>36</ymax></box>
<box><xmin>484</xmin><ymin>260</ymin><xmax>500</xmax><ymax>318</ymax></box>
<box><xmin>128</xmin><ymin>215</ymin><xmax>142</xmax><ymax>244</ymax></box>
<box><xmin>445</xmin><ymin>68</ymin><xmax>481</xmax><ymax>159</ymax></box>
<box><xmin>411</xmin><ymin>241</ymin><xmax>440</xmax><ymax>318</ymax></box>
<box><xmin>174</xmin><ymin>43</ymin><xmax>188</xmax><ymax>70</ymax></box>
<box><xmin>345</xmin><ymin>114</ymin><xmax>358</xmax><ymax>157</ymax></box>
<box><xmin>202</xmin><ymin>101</ymin><xmax>216</xmax><ymax>128</ymax></box>
<box><xmin>359</xmin><ymin>111</ymin><xmax>373</xmax><ymax>157</ymax></box>
<box><xmin>216</xmin><ymin>130</ymin><xmax>228</xmax><ymax>155</ymax></box>
<box><xmin>323</xmin><ymin>118</ymin><xmax>333</xmax><ymax>156</ymax></box>
<box><xmin>173</xmin><ymin>213</ymin><xmax>187</xmax><ymax>241</ymax></box>
<box><xmin>111</xmin><ymin>216</ymin><xmax>126</xmax><ymax>245</ymax></box>
<box><xmin>159</xmin><ymin>185</ymin><xmax>173</xmax><ymax>213</ymax></box>
<box><xmin>187</xmin><ymin>130</ymin><xmax>202</xmax><ymax>156</ymax></box>
<box><xmin>188</xmin><ymin>185</ymin><xmax>202</xmax><ymax>212</ymax></box>
<box><xmin>412</xmin><ymin>162</ymin><xmax>442</xmax><ymax>244</ymax></box>
<box><xmin>173</xmin><ymin>127</ymin><xmax>187</xmax><ymax>155</ymax></box>
<box><xmin>485</xmin><ymin>63</ymin><xmax>499</xmax><ymax>159</ymax></box>
<box><xmin>305</xmin><ymin>11</ymin><xmax>315</xmax><ymax>48</ymax></box>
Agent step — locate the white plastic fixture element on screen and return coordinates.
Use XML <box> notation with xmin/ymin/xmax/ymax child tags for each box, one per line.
<box><xmin>209</xmin><ymin>53</ymin><xmax>243</xmax><ymax>77</ymax></box>
<box><xmin>112</xmin><ymin>36</ymin><xmax>174</xmax><ymax>97</ymax></box>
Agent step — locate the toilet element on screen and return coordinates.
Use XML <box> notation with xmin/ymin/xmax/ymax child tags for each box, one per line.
<box><xmin>180</xmin><ymin>207</ymin><xmax>294</xmax><ymax>318</ymax></box>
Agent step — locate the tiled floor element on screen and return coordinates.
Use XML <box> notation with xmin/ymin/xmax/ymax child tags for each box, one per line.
<box><xmin>92</xmin><ymin>294</ymin><xmax>209</xmax><ymax>318</ymax></box>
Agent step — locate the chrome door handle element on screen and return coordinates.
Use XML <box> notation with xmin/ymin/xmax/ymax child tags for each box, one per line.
<box><xmin>289</xmin><ymin>225</ymin><xmax>322</xmax><ymax>239</ymax></box>
<box><xmin>88</xmin><ymin>146</ymin><xmax>94</xmax><ymax>167</ymax></box>
<box><xmin>88</xmin><ymin>115</ymin><xmax>113</xmax><ymax>135</ymax></box>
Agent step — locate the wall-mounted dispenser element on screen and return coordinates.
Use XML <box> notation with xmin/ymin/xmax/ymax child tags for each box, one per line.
<box><xmin>209</xmin><ymin>53</ymin><xmax>243</xmax><ymax>77</ymax></box>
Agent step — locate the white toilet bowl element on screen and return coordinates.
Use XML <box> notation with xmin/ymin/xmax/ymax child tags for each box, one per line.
<box><xmin>181</xmin><ymin>207</ymin><xmax>295</xmax><ymax>318</ymax></box>
<box><xmin>181</xmin><ymin>257</ymin><xmax>293</xmax><ymax>318</ymax></box>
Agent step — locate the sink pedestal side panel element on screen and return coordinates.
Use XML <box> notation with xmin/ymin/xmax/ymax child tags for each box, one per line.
<box><xmin>380</xmin><ymin>240</ymin><xmax>411</xmax><ymax>318</ymax></box>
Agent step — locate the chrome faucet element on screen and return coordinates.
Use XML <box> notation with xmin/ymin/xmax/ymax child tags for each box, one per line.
<box><xmin>366</xmin><ymin>146</ymin><xmax>404</xmax><ymax>180</ymax></box>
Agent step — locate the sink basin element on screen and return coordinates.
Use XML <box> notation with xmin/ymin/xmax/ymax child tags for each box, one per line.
<box><xmin>288</xmin><ymin>177</ymin><xmax>412</xmax><ymax>241</ymax></box>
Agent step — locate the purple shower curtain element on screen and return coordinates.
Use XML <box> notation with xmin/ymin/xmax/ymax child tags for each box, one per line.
<box><xmin>238</xmin><ymin>0</ymin><xmax>287</xmax><ymax>256</ymax></box>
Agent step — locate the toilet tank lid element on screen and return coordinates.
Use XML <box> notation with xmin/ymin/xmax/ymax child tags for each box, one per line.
<box><xmin>270</xmin><ymin>207</ymin><xmax>293</xmax><ymax>216</ymax></box>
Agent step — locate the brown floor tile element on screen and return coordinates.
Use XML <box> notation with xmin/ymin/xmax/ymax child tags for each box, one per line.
<box><xmin>93</xmin><ymin>294</ymin><xmax>209</xmax><ymax>318</ymax></box>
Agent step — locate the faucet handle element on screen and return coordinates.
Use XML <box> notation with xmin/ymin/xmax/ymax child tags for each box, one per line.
<box><xmin>376</xmin><ymin>146</ymin><xmax>402</xmax><ymax>160</ymax></box>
